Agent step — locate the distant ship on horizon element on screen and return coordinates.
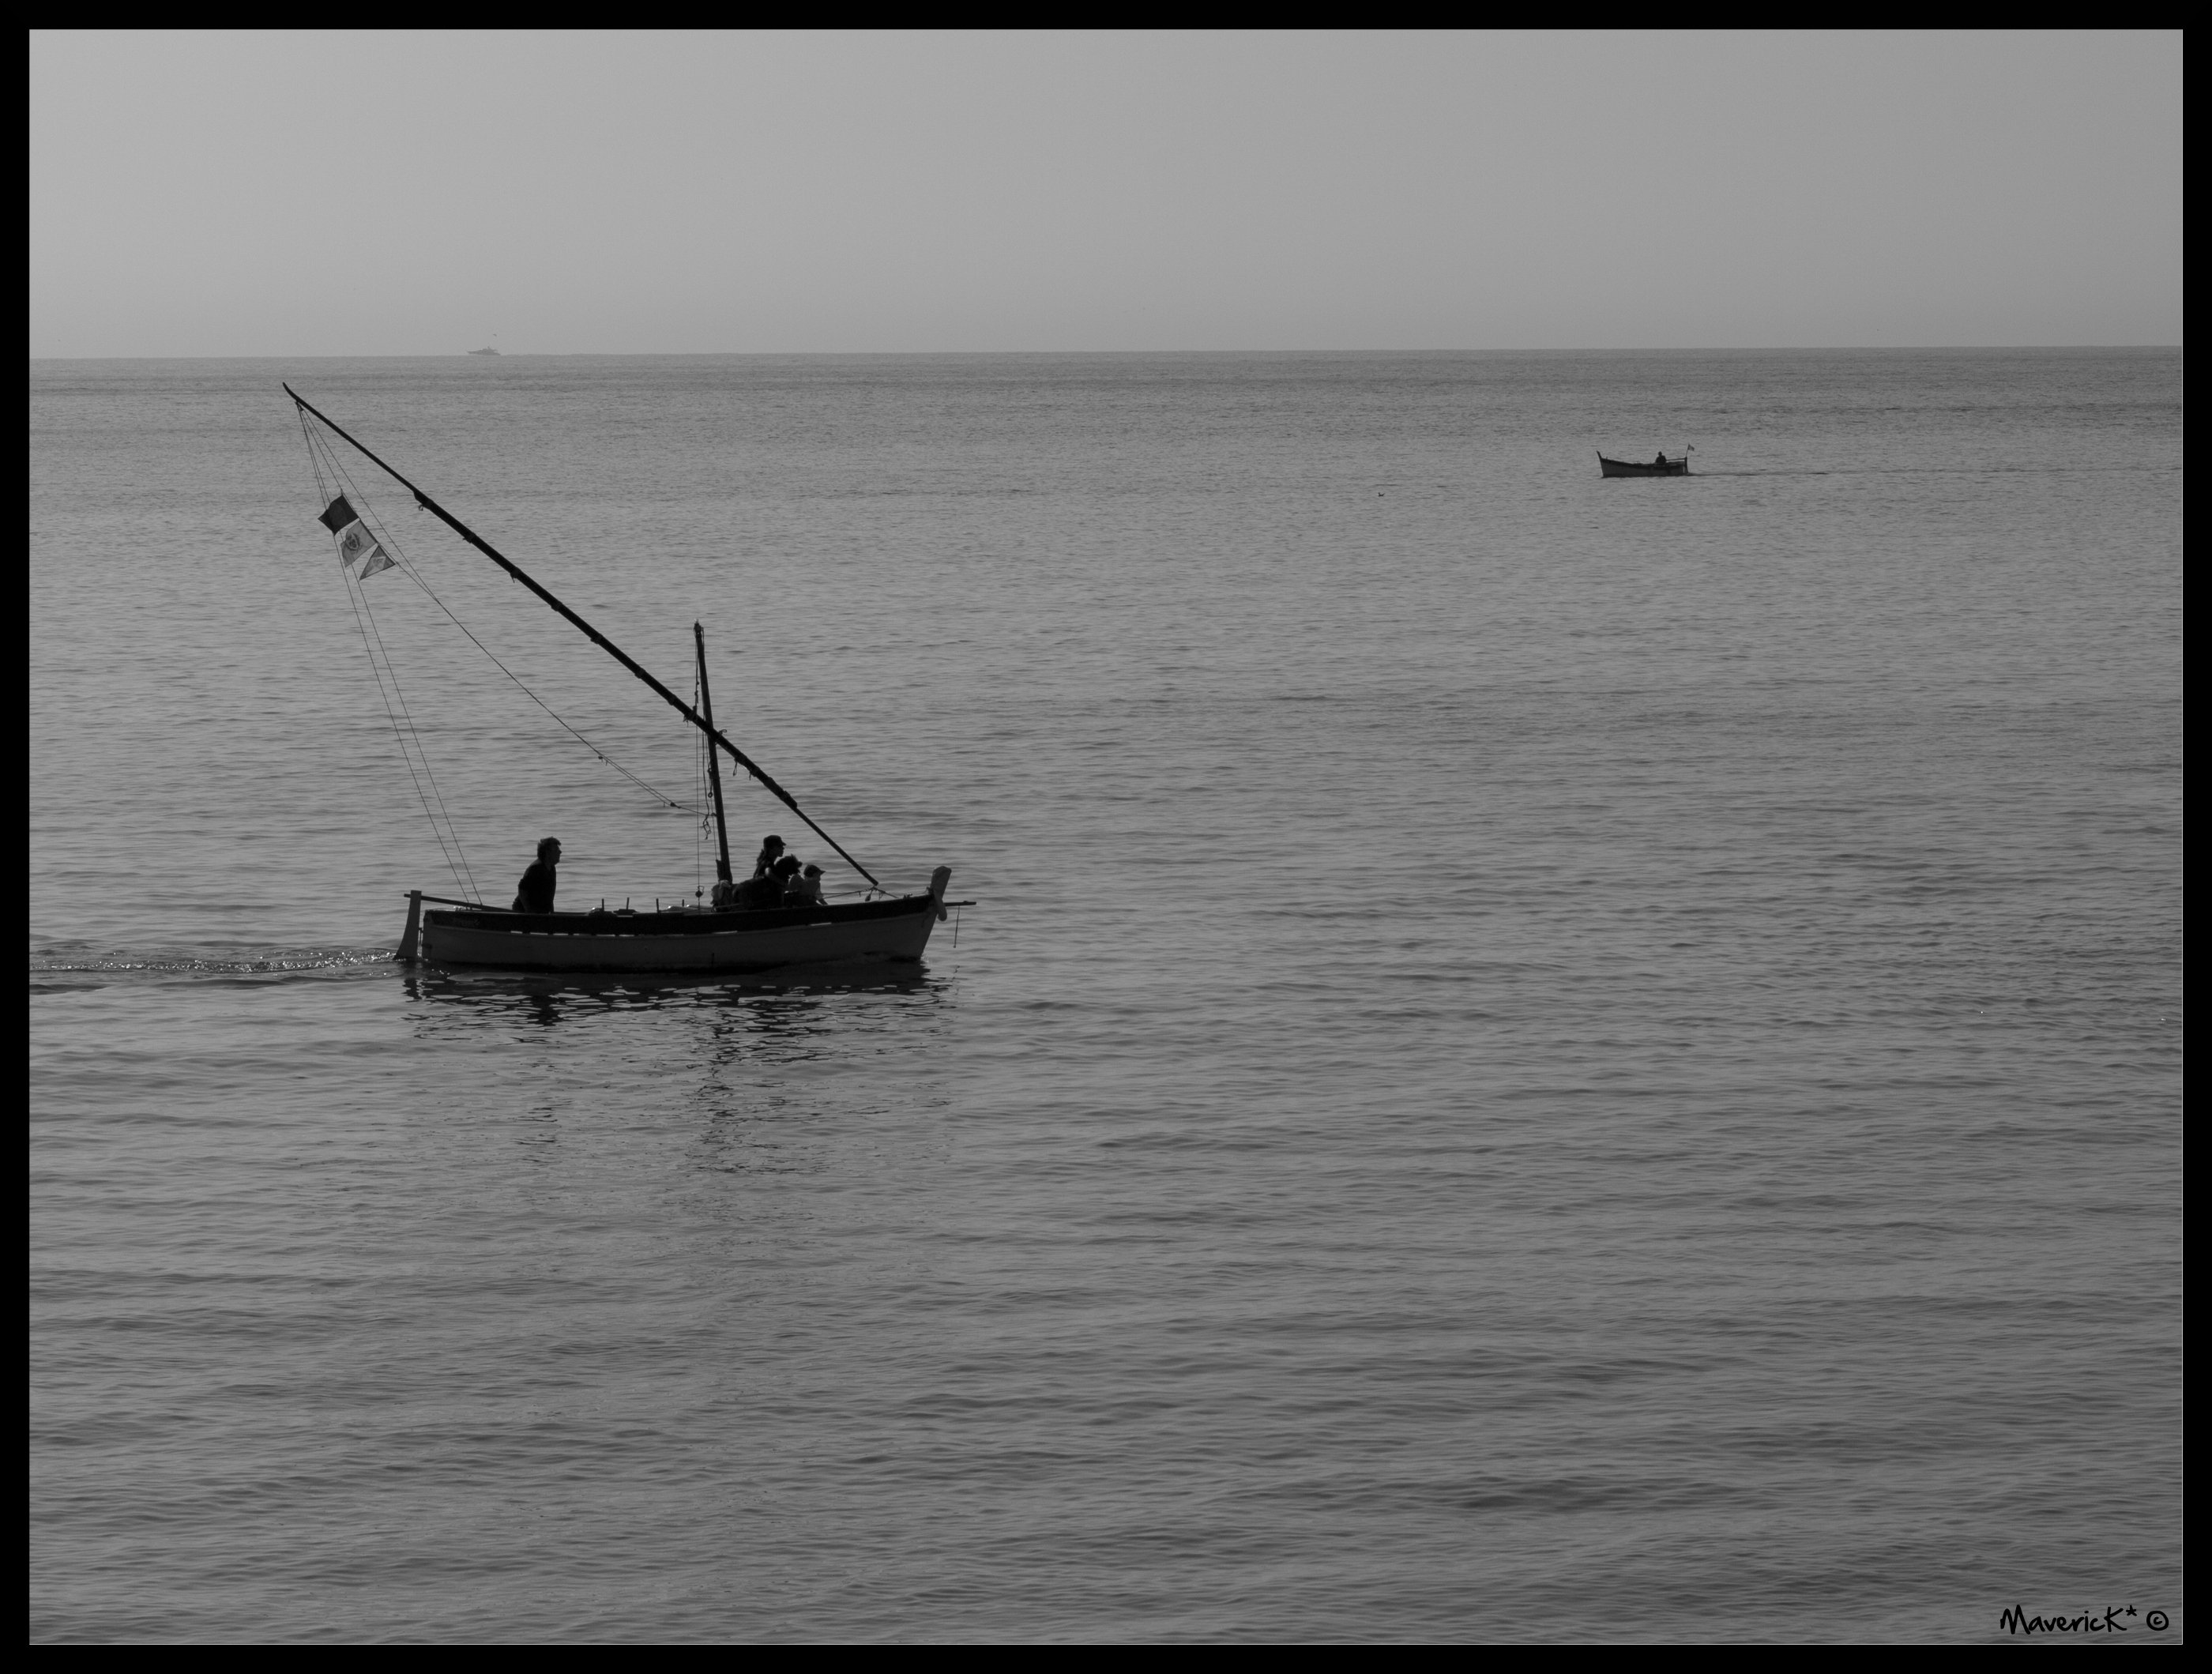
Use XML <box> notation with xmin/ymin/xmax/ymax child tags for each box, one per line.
<box><xmin>467</xmin><ymin>346</ymin><xmax>500</xmax><ymax>356</ymax></box>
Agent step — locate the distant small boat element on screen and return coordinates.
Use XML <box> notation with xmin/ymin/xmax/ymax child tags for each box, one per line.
<box><xmin>467</xmin><ymin>347</ymin><xmax>500</xmax><ymax>356</ymax></box>
<box><xmin>1597</xmin><ymin>450</ymin><xmax>1689</xmax><ymax>477</ymax></box>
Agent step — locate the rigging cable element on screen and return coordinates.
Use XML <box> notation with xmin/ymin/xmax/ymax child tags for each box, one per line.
<box><xmin>297</xmin><ymin>412</ymin><xmax>480</xmax><ymax>902</ymax></box>
<box><xmin>301</xmin><ymin>417</ymin><xmax>483</xmax><ymax>899</ymax></box>
<box><xmin>351</xmin><ymin>561</ymin><xmax>483</xmax><ymax>901</ymax></box>
<box><xmin>693</xmin><ymin>664</ymin><xmax>709</xmax><ymax>899</ymax></box>
<box><xmin>304</xmin><ymin>414</ymin><xmax>700</xmax><ymax>816</ymax></box>
<box><xmin>387</xmin><ymin>555</ymin><xmax>702</xmax><ymax>816</ymax></box>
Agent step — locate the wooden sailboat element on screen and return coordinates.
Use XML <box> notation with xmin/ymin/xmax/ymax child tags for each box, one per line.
<box><xmin>287</xmin><ymin>386</ymin><xmax>957</xmax><ymax>974</ymax></box>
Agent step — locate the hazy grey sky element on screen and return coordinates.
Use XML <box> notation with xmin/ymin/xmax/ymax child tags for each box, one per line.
<box><xmin>28</xmin><ymin>30</ymin><xmax>2182</xmax><ymax>355</ymax></box>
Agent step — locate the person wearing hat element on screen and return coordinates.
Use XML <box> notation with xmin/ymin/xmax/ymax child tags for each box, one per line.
<box><xmin>784</xmin><ymin>863</ymin><xmax>826</xmax><ymax>907</ymax></box>
<box><xmin>513</xmin><ymin>836</ymin><xmax>562</xmax><ymax>913</ymax></box>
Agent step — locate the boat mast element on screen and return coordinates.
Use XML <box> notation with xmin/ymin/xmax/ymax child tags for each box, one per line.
<box><xmin>286</xmin><ymin>385</ymin><xmax>882</xmax><ymax>891</ymax></box>
<box><xmin>694</xmin><ymin>622</ymin><xmax>735</xmax><ymax>891</ymax></box>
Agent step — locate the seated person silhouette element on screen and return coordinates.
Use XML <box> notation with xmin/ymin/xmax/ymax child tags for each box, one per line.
<box><xmin>513</xmin><ymin>837</ymin><xmax>561</xmax><ymax>912</ymax></box>
<box><xmin>732</xmin><ymin>836</ymin><xmax>787</xmax><ymax>908</ymax></box>
<box><xmin>766</xmin><ymin>854</ymin><xmax>802</xmax><ymax>898</ymax></box>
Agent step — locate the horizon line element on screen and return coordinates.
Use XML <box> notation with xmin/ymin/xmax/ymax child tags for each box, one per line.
<box><xmin>26</xmin><ymin>343</ymin><xmax>2188</xmax><ymax>362</ymax></box>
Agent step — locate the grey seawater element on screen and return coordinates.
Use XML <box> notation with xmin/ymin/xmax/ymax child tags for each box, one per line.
<box><xmin>30</xmin><ymin>351</ymin><xmax>2181</xmax><ymax>1642</ymax></box>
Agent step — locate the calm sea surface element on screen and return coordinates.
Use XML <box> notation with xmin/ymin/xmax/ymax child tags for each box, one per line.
<box><xmin>29</xmin><ymin>351</ymin><xmax>2183</xmax><ymax>1642</ymax></box>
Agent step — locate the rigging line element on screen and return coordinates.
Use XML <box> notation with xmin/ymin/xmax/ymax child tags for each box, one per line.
<box><xmin>307</xmin><ymin>420</ymin><xmax>699</xmax><ymax>818</ymax></box>
<box><xmin>389</xmin><ymin>559</ymin><xmax>702</xmax><ymax>814</ymax></box>
<box><xmin>319</xmin><ymin>438</ymin><xmax>483</xmax><ymax>900</ymax></box>
<box><xmin>340</xmin><ymin>555</ymin><xmax>474</xmax><ymax>898</ymax></box>
<box><xmin>694</xmin><ymin>666</ymin><xmax>708</xmax><ymax>898</ymax></box>
<box><xmin>285</xmin><ymin>386</ymin><xmax>882</xmax><ymax>892</ymax></box>
<box><xmin>299</xmin><ymin>409</ymin><xmax>340</xmax><ymax>526</ymax></box>
<box><xmin>353</xmin><ymin>572</ymin><xmax>483</xmax><ymax>903</ymax></box>
<box><xmin>351</xmin><ymin>572</ymin><xmax>474</xmax><ymax>901</ymax></box>
<box><xmin>309</xmin><ymin>425</ymin><xmax>483</xmax><ymax>901</ymax></box>
<box><xmin>302</xmin><ymin>412</ymin><xmax>472</xmax><ymax>896</ymax></box>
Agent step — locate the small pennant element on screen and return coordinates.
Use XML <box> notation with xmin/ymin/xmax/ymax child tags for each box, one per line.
<box><xmin>318</xmin><ymin>495</ymin><xmax>359</xmax><ymax>534</ymax></box>
<box><xmin>335</xmin><ymin>519</ymin><xmax>379</xmax><ymax>569</ymax></box>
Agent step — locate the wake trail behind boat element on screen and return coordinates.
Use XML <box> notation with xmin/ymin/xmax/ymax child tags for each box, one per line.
<box><xmin>28</xmin><ymin>946</ymin><xmax>403</xmax><ymax>986</ymax></box>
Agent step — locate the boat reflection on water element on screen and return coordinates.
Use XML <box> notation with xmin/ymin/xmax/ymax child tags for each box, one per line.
<box><xmin>403</xmin><ymin>964</ymin><xmax>946</xmax><ymax>1029</ymax></box>
<box><xmin>398</xmin><ymin>964</ymin><xmax>957</xmax><ymax>1179</ymax></box>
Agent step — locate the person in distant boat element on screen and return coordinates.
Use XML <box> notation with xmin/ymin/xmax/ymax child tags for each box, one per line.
<box><xmin>769</xmin><ymin>854</ymin><xmax>803</xmax><ymax>897</ymax></box>
<box><xmin>1653</xmin><ymin>451</ymin><xmax>1668</xmax><ymax>468</ymax></box>
<box><xmin>513</xmin><ymin>837</ymin><xmax>561</xmax><ymax>912</ymax></box>
<box><xmin>751</xmin><ymin>835</ymin><xmax>785</xmax><ymax>878</ymax></box>
<box><xmin>784</xmin><ymin>863</ymin><xmax>826</xmax><ymax>907</ymax></box>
